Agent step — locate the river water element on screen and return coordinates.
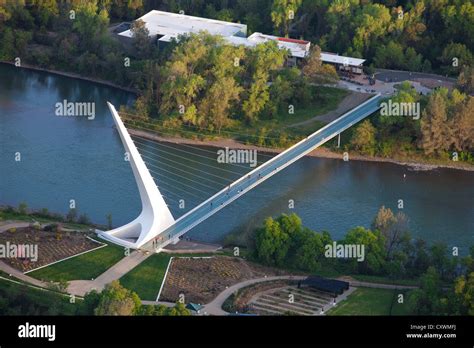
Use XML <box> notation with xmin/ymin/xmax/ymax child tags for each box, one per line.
<box><xmin>1</xmin><ymin>64</ymin><xmax>473</xmax><ymax>251</ymax></box>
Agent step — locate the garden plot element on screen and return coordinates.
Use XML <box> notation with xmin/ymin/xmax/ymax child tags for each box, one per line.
<box><xmin>0</xmin><ymin>226</ymin><xmax>101</xmax><ymax>273</ymax></box>
<box><xmin>160</xmin><ymin>256</ymin><xmax>286</xmax><ymax>304</ymax></box>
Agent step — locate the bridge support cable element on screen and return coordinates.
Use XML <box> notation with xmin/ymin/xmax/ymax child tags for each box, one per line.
<box><xmin>123</xmin><ymin>121</ymin><xmax>274</xmax><ymax>162</ymax></box>
<box><xmin>131</xmin><ymin>135</ymin><xmax>251</xmax><ymax>177</ymax></box>
<box><xmin>119</xmin><ymin>112</ymin><xmax>283</xmax><ymax>158</ymax></box>
<box><xmin>133</xmin><ymin>141</ymin><xmax>236</xmax><ymax>186</ymax></box>
<box><xmin>145</xmin><ymin>165</ymin><xmax>219</xmax><ymax>197</ymax></box>
<box><xmin>132</xmin><ymin>133</ymin><xmax>261</xmax><ymax>170</ymax></box>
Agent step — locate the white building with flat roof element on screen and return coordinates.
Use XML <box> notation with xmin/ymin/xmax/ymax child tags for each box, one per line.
<box><xmin>118</xmin><ymin>10</ymin><xmax>365</xmax><ymax>72</ymax></box>
<box><xmin>118</xmin><ymin>10</ymin><xmax>247</xmax><ymax>43</ymax></box>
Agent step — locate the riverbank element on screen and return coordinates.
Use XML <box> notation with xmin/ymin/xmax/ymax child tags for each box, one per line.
<box><xmin>128</xmin><ymin>127</ymin><xmax>474</xmax><ymax>172</ymax></box>
<box><xmin>0</xmin><ymin>61</ymin><xmax>139</xmax><ymax>94</ymax></box>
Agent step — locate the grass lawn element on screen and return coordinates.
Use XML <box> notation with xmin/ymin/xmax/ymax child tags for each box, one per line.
<box><xmin>29</xmin><ymin>243</ymin><xmax>125</xmax><ymax>282</ymax></box>
<box><xmin>120</xmin><ymin>253</ymin><xmax>171</xmax><ymax>301</ymax></box>
<box><xmin>120</xmin><ymin>253</ymin><xmax>215</xmax><ymax>301</ymax></box>
<box><xmin>327</xmin><ymin>287</ymin><xmax>413</xmax><ymax>316</ymax></box>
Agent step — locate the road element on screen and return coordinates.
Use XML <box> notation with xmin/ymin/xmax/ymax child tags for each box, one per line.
<box><xmin>145</xmin><ymin>94</ymin><xmax>382</xmax><ymax>250</ymax></box>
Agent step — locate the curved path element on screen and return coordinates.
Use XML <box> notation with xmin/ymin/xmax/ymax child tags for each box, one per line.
<box><xmin>201</xmin><ymin>275</ymin><xmax>419</xmax><ymax>316</ymax></box>
<box><xmin>0</xmin><ymin>221</ymin><xmax>31</xmax><ymax>233</ymax></box>
<box><xmin>202</xmin><ymin>275</ymin><xmax>306</xmax><ymax>315</ymax></box>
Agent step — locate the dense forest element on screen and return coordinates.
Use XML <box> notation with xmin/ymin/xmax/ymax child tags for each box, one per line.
<box><xmin>151</xmin><ymin>0</ymin><xmax>474</xmax><ymax>75</ymax></box>
<box><xmin>0</xmin><ymin>0</ymin><xmax>473</xmax><ymax>162</ymax></box>
<box><xmin>1</xmin><ymin>0</ymin><xmax>473</xmax><ymax>78</ymax></box>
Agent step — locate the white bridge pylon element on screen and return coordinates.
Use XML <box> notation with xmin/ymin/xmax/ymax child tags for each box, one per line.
<box><xmin>97</xmin><ymin>102</ymin><xmax>175</xmax><ymax>249</ymax></box>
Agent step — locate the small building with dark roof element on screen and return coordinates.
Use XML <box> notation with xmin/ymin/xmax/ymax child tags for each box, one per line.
<box><xmin>297</xmin><ymin>276</ymin><xmax>349</xmax><ymax>296</ymax></box>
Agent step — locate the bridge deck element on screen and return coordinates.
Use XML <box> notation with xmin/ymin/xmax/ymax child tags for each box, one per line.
<box><xmin>143</xmin><ymin>93</ymin><xmax>382</xmax><ymax>251</ymax></box>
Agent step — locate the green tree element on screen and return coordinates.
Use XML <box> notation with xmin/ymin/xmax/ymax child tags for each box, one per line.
<box><xmin>13</xmin><ymin>29</ymin><xmax>33</xmax><ymax>56</ymax></box>
<box><xmin>404</xmin><ymin>47</ymin><xmax>423</xmax><ymax>71</ymax></box>
<box><xmin>409</xmin><ymin>267</ymin><xmax>448</xmax><ymax>315</ymax></box>
<box><xmin>130</xmin><ymin>18</ymin><xmax>150</xmax><ymax>58</ymax></box>
<box><xmin>72</xmin><ymin>0</ymin><xmax>109</xmax><ymax>51</ymax></box>
<box><xmin>0</xmin><ymin>27</ymin><xmax>14</xmax><ymax>60</ymax></box>
<box><xmin>420</xmin><ymin>91</ymin><xmax>450</xmax><ymax>156</ymax></box>
<box><xmin>302</xmin><ymin>45</ymin><xmax>338</xmax><ymax>84</ymax></box>
<box><xmin>342</xmin><ymin>226</ymin><xmax>386</xmax><ymax>274</ymax></box>
<box><xmin>18</xmin><ymin>202</ymin><xmax>28</xmax><ymax>215</ymax></box>
<box><xmin>457</xmin><ymin>65</ymin><xmax>474</xmax><ymax>95</ymax></box>
<box><xmin>254</xmin><ymin>216</ymin><xmax>290</xmax><ymax>266</ymax></box>
<box><xmin>453</xmin><ymin>272</ymin><xmax>474</xmax><ymax>315</ymax></box>
<box><xmin>351</xmin><ymin>4</ymin><xmax>391</xmax><ymax>57</ymax></box>
<box><xmin>30</xmin><ymin>0</ymin><xmax>58</xmax><ymax>28</ymax></box>
<box><xmin>242</xmin><ymin>41</ymin><xmax>287</xmax><ymax>122</ymax></box>
<box><xmin>94</xmin><ymin>280</ymin><xmax>141</xmax><ymax>316</ymax></box>
<box><xmin>106</xmin><ymin>213</ymin><xmax>113</xmax><ymax>230</ymax></box>
<box><xmin>374</xmin><ymin>41</ymin><xmax>404</xmax><ymax>69</ymax></box>
<box><xmin>0</xmin><ymin>0</ymin><xmax>11</xmax><ymax>24</ymax></box>
<box><xmin>451</xmin><ymin>96</ymin><xmax>474</xmax><ymax>152</ymax></box>
<box><xmin>271</xmin><ymin>0</ymin><xmax>302</xmax><ymax>36</ymax></box>
<box><xmin>440</xmin><ymin>43</ymin><xmax>474</xmax><ymax>76</ymax></box>
<box><xmin>292</xmin><ymin>229</ymin><xmax>324</xmax><ymax>271</ymax></box>
<box><xmin>350</xmin><ymin>119</ymin><xmax>376</xmax><ymax>156</ymax></box>
<box><xmin>159</xmin><ymin>33</ymin><xmax>210</xmax><ymax>122</ymax></box>
<box><xmin>66</xmin><ymin>208</ymin><xmax>77</xmax><ymax>222</ymax></box>
<box><xmin>372</xmin><ymin>206</ymin><xmax>408</xmax><ymax>258</ymax></box>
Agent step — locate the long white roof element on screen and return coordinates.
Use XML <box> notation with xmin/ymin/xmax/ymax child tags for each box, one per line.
<box><xmin>119</xmin><ymin>10</ymin><xmax>365</xmax><ymax>66</ymax></box>
<box><xmin>224</xmin><ymin>33</ymin><xmax>311</xmax><ymax>58</ymax></box>
<box><xmin>320</xmin><ymin>52</ymin><xmax>365</xmax><ymax>67</ymax></box>
<box><xmin>118</xmin><ymin>10</ymin><xmax>247</xmax><ymax>39</ymax></box>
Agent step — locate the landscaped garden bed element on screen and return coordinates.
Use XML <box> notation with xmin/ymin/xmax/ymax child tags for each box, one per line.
<box><xmin>160</xmin><ymin>255</ymin><xmax>288</xmax><ymax>304</ymax></box>
<box><xmin>0</xmin><ymin>226</ymin><xmax>101</xmax><ymax>273</ymax></box>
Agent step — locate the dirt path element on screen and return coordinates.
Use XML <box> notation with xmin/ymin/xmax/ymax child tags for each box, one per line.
<box><xmin>288</xmin><ymin>91</ymin><xmax>370</xmax><ymax>127</ymax></box>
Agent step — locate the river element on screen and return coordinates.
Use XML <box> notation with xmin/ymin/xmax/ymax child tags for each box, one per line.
<box><xmin>1</xmin><ymin>64</ymin><xmax>473</xmax><ymax>251</ymax></box>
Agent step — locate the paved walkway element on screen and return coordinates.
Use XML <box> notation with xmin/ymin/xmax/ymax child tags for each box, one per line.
<box><xmin>0</xmin><ymin>221</ymin><xmax>31</xmax><ymax>233</ymax></box>
<box><xmin>341</xmin><ymin>278</ymin><xmax>418</xmax><ymax>290</ymax></box>
<box><xmin>141</xmin><ymin>300</ymin><xmax>175</xmax><ymax>307</ymax></box>
<box><xmin>289</xmin><ymin>91</ymin><xmax>370</xmax><ymax>127</ymax></box>
<box><xmin>67</xmin><ymin>250</ymin><xmax>152</xmax><ymax>296</ymax></box>
<box><xmin>0</xmin><ymin>260</ymin><xmax>48</xmax><ymax>288</ymax></box>
<box><xmin>163</xmin><ymin>239</ymin><xmax>222</xmax><ymax>253</ymax></box>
